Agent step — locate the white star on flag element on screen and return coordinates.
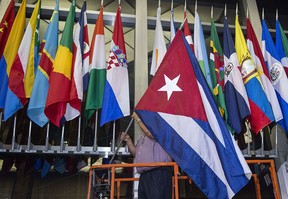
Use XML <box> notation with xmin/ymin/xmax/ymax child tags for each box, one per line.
<box><xmin>158</xmin><ymin>74</ymin><xmax>182</xmax><ymax>100</ymax></box>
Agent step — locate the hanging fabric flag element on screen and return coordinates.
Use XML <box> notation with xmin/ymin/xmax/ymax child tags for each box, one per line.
<box><xmin>276</xmin><ymin>19</ymin><xmax>288</xmax><ymax>76</ymax></box>
<box><xmin>135</xmin><ymin>30</ymin><xmax>252</xmax><ymax>199</ymax></box>
<box><xmin>235</xmin><ymin>15</ymin><xmax>274</xmax><ymax>133</ymax></box>
<box><xmin>65</xmin><ymin>0</ymin><xmax>89</xmax><ymax>121</ymax></box>
<box><xmin>150</xmin><ymin>1</ymin><xmax>167</xmax><ymax>75</ymax></box>
<box><xmin>3</xmin><ymin>0</ymin><xmax>41</xmax><ymax>121</ymax></box>
<box><xmin>100</xmin><ymin>3</ymin><xmax>130</xmax><ymax>126</ymax></box>
<box><xmin>246</xmin><ymin>18</ymin><xmax>282</xmax><ymax>123</ymax></box>
<box><xmin>44</xmin><ymin>1</ymin><xmax>75</xmax><ymax>127</ymax></box>
<box><xmin>170</xmin><ymin>0</ymin><xmax>176</xmax><ymax>44</ymax></box>
<box><xmin>276</xmin><ymin>19</ymin><xmax>288</xmax><ymax>57</ymax></box>
<box><xmin>209</xmin><ymin>16</ymin><xmax>227</xmax><ymax>121</ymax></box>
<box><xmin>85</xmin><ymin>4</ymin><xmax>106</xmax><ymax>120</ymax></box>
<box><xmin>81</xmin><ymin>1</ymin><xmax>90</xmax><ymax>92</ymax></box>
<box><xmin>223</xmin><ymin>17</ymin><xmax>250</xmax><ymax>133</ymax></box>
<box><xmin>27</xmin><ymin>0</ymin><xmax>59</xmax><ymax>127</ymax></box>
<box><xmin>194</xmin><ymin>10</ymin><xmax>212</xmax><ymax>88</ymax></box>
<box><xmin>262</xmin><ymin>19</ymin><xmax>288</xmax><ymax>133</ymax></box>
<box><xmin>183</xmin><ymin>0</ymin><xmax>194</xmax><ymax>52</ymax></box>
<box><xmin>0</xmin><ymin>0</ymin><xmax>15</xmax><ymax>58</ymax></box>
<box><xmin>0</xmin><ymin>0</ymin><xmax>26</xmax><ymax>108</ymax></box>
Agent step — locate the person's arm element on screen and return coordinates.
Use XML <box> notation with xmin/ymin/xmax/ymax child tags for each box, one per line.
<box><xmin>121</xmin><ymin>132</ymin><xmax>136</xmax><ymax>156</ymax></box>
<box><xmin>132</xmin><ymin>112</ymin><xmax>154</xmax><ymax>139</ymax></box>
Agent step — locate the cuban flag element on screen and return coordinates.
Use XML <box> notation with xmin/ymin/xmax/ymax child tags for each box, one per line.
<box><xmin>100</xmin><ymin>4</ymin><xmax>130</xmax><ymax>126</ymax></box>
<box><xmin>135</xmin><ymin>30</ymin><xmax>251</xmax><ymax>199</ymax></box>
<box><xmin>262</xmin><ymin>19</ymin><xmax>288</xmax><ymax>133</ymax></box>
<box><xmin>223</xmin><ymin>17</ymin><xmax>250</xmax><ymax>133</ymax></box>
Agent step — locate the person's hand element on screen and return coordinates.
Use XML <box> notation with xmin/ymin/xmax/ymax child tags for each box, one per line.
<box><xmin>120</xmin><ymin>132</ymin><xmax>131</xmax><ymax>143</ymax></box>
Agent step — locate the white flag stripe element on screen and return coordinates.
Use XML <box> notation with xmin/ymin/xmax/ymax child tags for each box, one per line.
<box><xmin>18</xmin><ymin>24</ymin><xmax>33</xmax><ymax>77</ymax></box>
<box><xmin>90</xmin><ymin>35</ymin><xmax>106</xmax><ymax>70</ymax></box>
<box><xmin>197</xmin><ymin>81</ymin><xmax>225</xmax><ymax>146</ymax></box>
<box><xmin>159</xmin><ymin>112</ymin><xmax>235</xmax><ymax>198</ymax></box>
<box><xmin>150</xmin><ymin>6</ymin><xmax>167</xmax><ymax>75</ymax></box>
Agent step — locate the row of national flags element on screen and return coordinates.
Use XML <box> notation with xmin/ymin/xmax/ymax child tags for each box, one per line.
<box><xmin>151</xmin><ymin>1</ymin><xmax>288</xmax><ymax>137</ymax></box>
<box><xmin>145</xmin><ymin>2</ymin><xmax>288</xmax><ymax>198</ymax></box>
<box><xmin>0</xmin><ymin>0</ymin><xmax>130</xmax><ymax>129</ymax></box>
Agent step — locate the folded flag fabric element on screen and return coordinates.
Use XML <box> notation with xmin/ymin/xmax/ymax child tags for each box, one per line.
<box><xmin>27</xmin><ymin>0</ymin><xmax>59</xmax><ymax>127</ymax></box>
<box><xmin>4</xmin><ymin>0</ymin><xmax>41</xmax><ymax>121</ymax></box>
<box><xmin>235</xmin><ymin>15</ymin><xmax>274</xmax><ymax>133</ymax></box>
<box><xmin>100</xmin><ymin>4</ymin><xmax>130</xmax><ymax>126</ymax></box>
<box><xmin>44</xmin><ymin>1</ymin><xmax>75</xmax><ymax>127</ymax></box>
<box><xmin>223</xmin><ymin>17</ymin><xmax>250</xmax><ymax>133</ymax></box>
<box><xmin>85</xmin><ymin>5</ymin><xmax>106</xmax><ymax>120</ymax></box>
<box><xmin>246</xmin><ymin>18</ymin><xmax>283</xmax><ymax>123</ymax></box>
<box><xmin>0</xmin><ymin>0</ymin><xmax>26</xmax><ymax>109</ymax></box>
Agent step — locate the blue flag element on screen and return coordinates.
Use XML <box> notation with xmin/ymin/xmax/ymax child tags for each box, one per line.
<box><xmin>262</xmin><ymin>19</ymin><xmax>288</xmax><ymax>133</ymax></box>
<box><xmin>27</xmin><ymin>0</ymin><xmax>59</xmax><ymax>127</ymax></box>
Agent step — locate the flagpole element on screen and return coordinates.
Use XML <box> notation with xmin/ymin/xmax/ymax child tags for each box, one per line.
<box><xmin>11</xmin><ymin>115</ymin><xmax>17</xmax><ymax>151</ymax></box>
<box><xmin>76</xmin><ymin>116</ymin><xmax>81</xmax><ymax>152</ymax></box>
<box><xmin>93</xmin><ymin>110</ymin><xmax>98</xmax><ymax>152</ymax></box>
<box><xmin>260</xmin><ymin>130</ymin><xmax>264</xmax><ymax>156</ymax></box>
<box><xmin>60</xmin><ymin>124</ymin><xmax>65</xmax><ymax>152</ymax></box>
<box><xmin>246</xmin><ymin>121</ymin><xmax>251</xmax><ymax>157</ymax></box>
<box><xmin>184</xmin><ymin>0</ymin><xmax>186</xmax><ymax>12</ymax></box>
<box><xmin>262</xmin><ymin>8</ymin><xmax>264</xmax><ymax>20</ymax></box>
<box><xmin>211</xmin><ymin>6</ymin><xmax>213</xmax><ymax>19</ymax></box>
<box><xmin>246</xmin><ymin>6</ymin><xmax>249</xmax><ymax>19</ymax></box>
<box><xmin>111</xmin><ymin>120</ymin><xmax>116</xmax><ymax>152</ymax></box>
<box><xmin>235</xmin><ymin>3</ymin><xmax>238</xmax><ymax>16</ymax></box>
<box><xmin>276</xmin><ymin>9</ymin><xmax>278</xmax><ymax>21</ymax></box>
<box><xmin>109</xmin><ymin>117</ymin><xmax>134</xmax><ymax>164</ymax></box>
<box><xmin>101</xmin><ymin>0</ymin><xmax>103</xmax><ymax>6</ymax></box>
<box><xmin>179</xmin><ymin>16</ymin><xmax>187</xmax><ymax>30</ymax></box>
<box><xmin>195</xmin><ymin>0</ymin><xmax>197</xmax><ymax>12</ymax></box>
<box><xmin>45</xmin><ymin>122</ymin><xmax>50</xmax><ymax>151</ymax></box>
<box><xmin>27</xmin><ymin>120</ymin><xmax>32</xmax><ymax>151</ymax></box>
<box><xmin>275</xmin><ymin>125</ymin><xmax>278</xmax><ymax>157</ymax></box>
<box><xmin>0</xmin><ymin>112</ymin><xmax>2</xmax><ymax>134</ymax></box>
<box><xmin>224</xmin><ymin>4</ymin><xmax>227</xmax><ymax>17</ymax></box>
